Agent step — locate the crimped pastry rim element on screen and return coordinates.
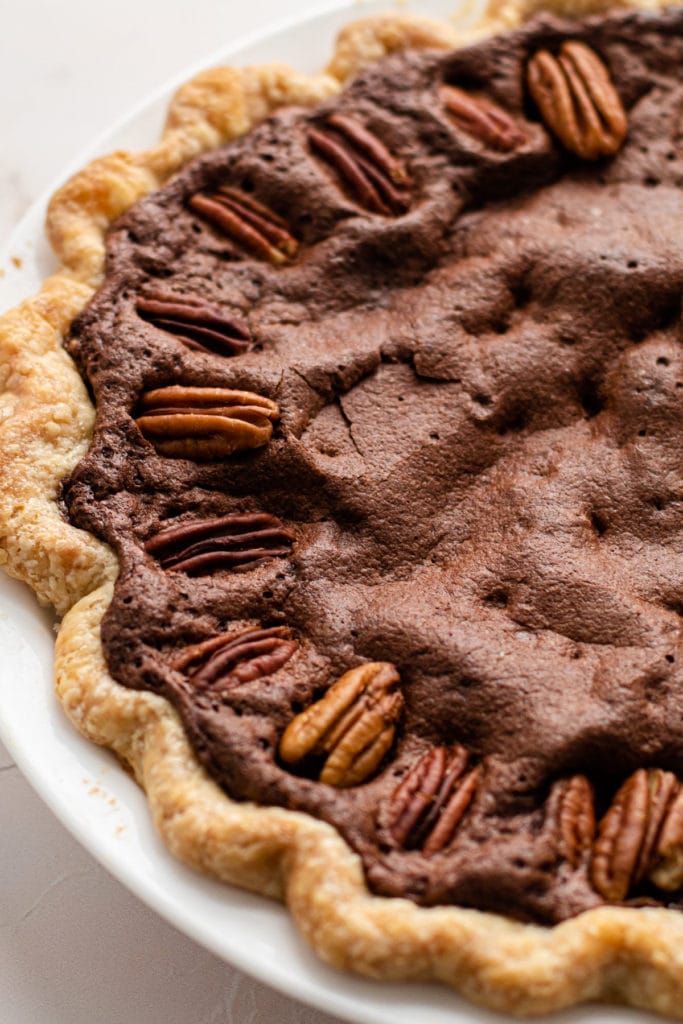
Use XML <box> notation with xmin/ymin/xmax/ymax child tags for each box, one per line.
<box><xmin>2</xmin><ymin>1</ymin><xmax>683</xmax><ymax>1018</ymax></box>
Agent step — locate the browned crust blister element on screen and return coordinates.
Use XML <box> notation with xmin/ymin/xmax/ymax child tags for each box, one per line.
<box><xmin>2</xmin><ymin>3</ymin><xmax>683</xmax><ymax>1017</ymax></box>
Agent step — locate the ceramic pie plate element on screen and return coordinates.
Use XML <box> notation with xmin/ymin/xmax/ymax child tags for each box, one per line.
<box><xmin>0</xmin><ymin>1</ymin><xmax>669</xmax><ymax>1021</ymax></box>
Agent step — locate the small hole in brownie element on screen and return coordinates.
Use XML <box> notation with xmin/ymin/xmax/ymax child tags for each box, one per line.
<box><xmin>240</xmin><ymin>176</ymin><xmax>255</xmax><ymax>193</ymax></box>
<box><xmin>639</xmin><ymin>294</ymin><xmax>682</xmax><ymax>338</ymax></box>
<box><xmin>474</xmin><ymin>393</ymin><xmax>492</xmax><ymax>406</ymax></box>
<box><xmin>233</xmin><ymin>707</ymin><xmax>243</xmax><ymax>717</ymax></box>
<box><xmin>644</xmin><ymin>177</ymin><xmax>660</xmax><ymax>188</ymax></box>
<box><xmin>429</xmin><ymin>432</ymin><xmax>440</xmax><ymax>441</ymax></box>
<box><xmin>122</xmin><ymin>596</ymin><xmax>133</xmax><ymax>605</ymax></box>
<box><xmin>350</xmin><ymin>628</ymin><xmax>359</xmax><ymax>638</ymax></box>
<box><xmin>558</xmin><ymin>334</ymin><xmax>576</xmax><ymax>346</ymax></box>
<box><xmin>191</xmin><ymin>222</ymin><xmax>202</xmax><ymax>234</ymax></box>
<box><xmin>666</xmin><ymin>654</ymin><xmax>675</xmax><ymax>663</ymax></box>
<box><xmin>650</xmin><ymin>495</ymin><xmax>666</xmax><ymax>511</ymax></box>
<box><xmin>485</xmin><ymin>589</ymin><xmax>508</xmax><ymax>608</ymax></box>
<box><xmin>590</xmin><ymin>511</ymin><xmax>608</xmax><ymax>536</ymax></box>
<box><xmin>498</xmin><ymin>411</ymin><xmax>527</xmax><ymax>435</ymax></box>
<box><xmin>657</xmin><ymin>357</ymin><xmax>670</xmax><ymax>366</ymax></box>
<box><xmin>571</xmin><ymin>649</ymin><xmax>582</xmax><ymax>659</ymax></box>
<box><xmin>510</xmin><ymin>280</ymin><xmax>531</xmax><ymax>309</ymax></box>
<box><xmin>459</xmin><ymin>676</ymin><xmax>479</xmax><ymax>688</ymax></box>
<box><xmin>638</xmin><ymin>428</ymin><xmax>648</xmax><ymax>436</ymax></box>
<box><xmin>263</xmin><ymin>590</ymin><xmax>273</xmax><ymax>599</ymax></box>
<box><xmin>397</xmin><ymin>395</ymin><xmax>405</xmax><ymax>402</ymax></box>
<box><xmin>492</xmin><ymin>317</ymin><xmax>510</xmax><ymax>335</ymax></box>
<box><xmin>667</xmin><ymin>151</ymin><xmax>677</xmax><ymax>162</ymax></box>
<box><xmin>260</xmin><ymin>153</ymin><xmax>275</xmax><ymax>163</ymax></box>
<box><xmin>257</xmin><ymin>737</ymin><xmax>270</xmax><ymax>750</ymax></box>
<box><xmin>627</xmin><ymin>259</ymin><xmax>639</xmax><ymax>269</ymax></box>
<box><xmin>576</xmin><ymin>376</ymin><xmax>604</xmax><ymax>419</ymax></box>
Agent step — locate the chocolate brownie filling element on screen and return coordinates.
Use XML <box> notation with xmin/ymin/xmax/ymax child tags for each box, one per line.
<box><xmin>63</xmin><ymin>7</ymin><xmax>683</xmax><ymax>924</ymax></box>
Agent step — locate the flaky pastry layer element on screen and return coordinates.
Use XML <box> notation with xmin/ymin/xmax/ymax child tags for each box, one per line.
<box><xmin>2</xmin><ymin>2</ymin><xmax>682</xmax><ymax>1016</ymax></box>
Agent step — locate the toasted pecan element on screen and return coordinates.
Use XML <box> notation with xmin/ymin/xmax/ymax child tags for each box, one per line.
<box><xmin>279</xmin><ymin>661</ymin><xmax>402</xmax><ymax>787</ymax></box>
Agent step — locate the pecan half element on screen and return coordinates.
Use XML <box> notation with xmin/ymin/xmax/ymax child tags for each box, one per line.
<box><xmin>145</xmin><ymin>511</ymin><xmax>293</xmax><ymax>575</ymax></box>
<box><xmin>649</xmin><ymin>787</ymin><xmax>683</xmax><ymax>891</ymax></box>
<box><xmin>309</xmin><ymin>113</ymin><xmax>411</xmax><ymax>215</ymax></box>
<box><xmin>189</xmin><ymin>187</ymin><xmax>298</xmax><ymax>264</ymax></box>
<box><xmin>440</xmin><ymin>85</ymin><xmax>526</xmax><ymax>152</ymax></box>
<box><xmin>527</xmin><ymin>41</ymin><xmax>627</xmax><ymax>160</ymax></box>
<box><xmin>136</xmin><ymin>292</ymin><xmax>250</xmax><ymax>357</ymax></box>
<box><xmin>279</xmin><ymin>661</ymin><xmax>403</xmax><ymax>787</ymax></box>
<box><xmin>545</xmin><ymin>775</ymin><xmax>595</xmax><ymax>868</ymax></box>
<box><xmin>135</xmin><ymin>385</ymin><xmax>279</xmax><ymax>460</ymax></box>
<box><xmin>384</xmin><ymin>745</ymin><xmax>479</xmax><ymax>854</ymax></box>
<box><xmin>591</xmin><ymin>768</ymin><xmax>678</xmax><ymax>901</ymax></box>
<box><xmin>172</xmin><ymin>625</ymin><xmax>297</xmax><ymax>690</ymax></box>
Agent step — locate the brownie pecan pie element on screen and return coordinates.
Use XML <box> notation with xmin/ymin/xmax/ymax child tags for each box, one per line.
<box><xmin>5</xmin><ymin>0</ymin><xmax>683</xmax><ymax>1015</ymax></box>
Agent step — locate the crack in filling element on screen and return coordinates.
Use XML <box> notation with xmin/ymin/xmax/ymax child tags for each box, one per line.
<box><xmin>63</xmin><ymin>8</ymin><xmax>683</xmax><ymax>923</ymax></box>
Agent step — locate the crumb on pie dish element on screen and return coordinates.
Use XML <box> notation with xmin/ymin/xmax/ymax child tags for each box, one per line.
<box><xmin>5</xmin><ymin>0</ymin><xmax>683</xmax><ymax>1015</ymax></box>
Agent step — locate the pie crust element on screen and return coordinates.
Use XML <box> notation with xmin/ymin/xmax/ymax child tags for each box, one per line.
<box><xmin>3</xmin><ymin>1</ymin><xmax>683</xmax><ymax>1016</ymax></box>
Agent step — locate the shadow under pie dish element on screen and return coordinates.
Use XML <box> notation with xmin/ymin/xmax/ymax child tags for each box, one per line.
<box><xmin>7</xmin><ymin>0</ymin><xmax>683</xmax><ymax>1016</ymax></box>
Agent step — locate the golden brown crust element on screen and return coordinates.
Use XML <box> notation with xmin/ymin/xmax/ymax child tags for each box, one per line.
<box><xmin>4</xmin><ymin>4</ymin><xmax>683</xmax><ymax>1016</ymax></box>
<box><xmin>0</xmin><ymin>274</ymin><xmax>116</xmax><ymax>613</ymax></box>
<box><xmin>324</xmin><ymin>13</ymin><xmax>460</xmax><ymax>82</ymax></box>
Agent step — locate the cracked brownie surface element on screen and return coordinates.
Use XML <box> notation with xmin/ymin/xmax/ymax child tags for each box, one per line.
<box><xmin>63</xmin><ymin>7</ymin><xmax>683</xmax><ymax>924</ymax></box>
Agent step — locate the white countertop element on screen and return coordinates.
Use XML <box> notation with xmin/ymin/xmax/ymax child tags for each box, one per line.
<box><xmin>0</xmin><ymin>2</ymin><xmax>349</xmax><ymax>1021</ymax></box>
